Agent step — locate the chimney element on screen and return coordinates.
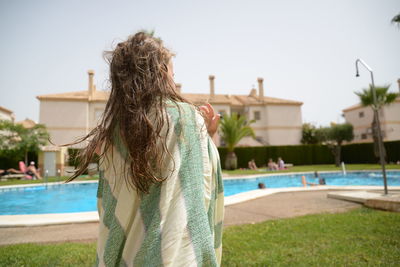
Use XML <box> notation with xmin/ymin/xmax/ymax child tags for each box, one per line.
<box><xmin>249</xmin><ymin>86</ymin><xmax>257</xmax><ymax>97</ymax></box>
<box><xmin>209</xmin><ymin>75</ymin><xmax>215</xmax><ymax>98</ymax></box>
<box><xmin>88</xmin><ymin>70</ymin><xmax>95</xmax><ymax>98</ymax></box>
<box><xmin>176</xmin><ymin>83</ymin><xmax>182</xmax><ymax>93</ymax></box>
<box><xmin>257</xmin><ymin>77</ymin><xmax>264</xmax><ymax>99</ymax></box>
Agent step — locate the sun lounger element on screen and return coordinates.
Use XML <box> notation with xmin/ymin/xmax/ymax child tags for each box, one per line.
<box><xmin>0</xmin><ymin>174</ymin><xmax>25</xmax><ymax>181</ymax></box>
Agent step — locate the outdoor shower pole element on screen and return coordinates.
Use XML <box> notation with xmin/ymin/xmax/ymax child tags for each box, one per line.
<box><xmin>355</xmin><ymin>59</ymin><xmax>388</xmax><ymax>195</ymax></box>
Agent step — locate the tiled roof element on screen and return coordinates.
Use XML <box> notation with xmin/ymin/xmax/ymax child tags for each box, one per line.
<box><xmin>342</xmin><ymin>103</ymin><xmax>363</xmax><ymax>112</ymax></box>
<box><xmin>342</xmin><ymin>97</ymin><xmax>400</xmax><ymax>112</ymax></box>
<box><xmin>0</xmin><ymin>106</ymin><xmax>13</xmax><ymax>114</ymax></box>
<box><xmin>37</xmin><ymin>90</ymin><xmax>303</xmax><ymax>106</ymax></box>
<box><xmin>16</xmin><ymin>119</ymin><xmax>36</xmax><ymax>128</ymax></box>
<box><xmin>37</xmin><ymin>90</ymin><xmax>109</xmax><ymax>101</ymax></box>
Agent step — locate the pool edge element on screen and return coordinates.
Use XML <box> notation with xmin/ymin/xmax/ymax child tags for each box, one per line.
<box><xmin>1</xmin><ymin>185</ymin><xmax>399</xmax><ymax>227</ymax></box>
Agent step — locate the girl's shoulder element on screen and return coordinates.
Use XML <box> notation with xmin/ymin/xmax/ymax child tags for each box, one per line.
<box><xmin>165</xmin><ymin>101</ymin><xmax>205</xmax><ymax>131</ymax></box>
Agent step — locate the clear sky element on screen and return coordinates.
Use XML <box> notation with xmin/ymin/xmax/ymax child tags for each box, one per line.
<box><xmin>0</xmin><ymin>0</ymin><xmax>399</xmax><ymax>126</ymax></box>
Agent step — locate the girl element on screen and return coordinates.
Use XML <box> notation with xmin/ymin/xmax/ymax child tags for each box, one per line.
<box><xmin>68</xmin><ymin>31</ymin><xmax>224</xmax><ymax>267</ymax></box>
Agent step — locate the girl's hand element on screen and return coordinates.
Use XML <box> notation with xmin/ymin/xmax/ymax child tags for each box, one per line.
<box><xmin>200</xmin><ymin>103</ymin><xmax>220</xmax><ymax>137</ymax></box>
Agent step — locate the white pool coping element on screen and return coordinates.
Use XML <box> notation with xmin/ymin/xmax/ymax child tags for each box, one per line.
<box><xmin>1</xmin><ymin>172</ymin><xmax>399</xmax><ymax>227</ymax></box>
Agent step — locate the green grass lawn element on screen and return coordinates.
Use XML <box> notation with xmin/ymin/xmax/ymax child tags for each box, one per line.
<box><xmin>1</xmin><ymin>208</ymin><xmax>399</xmax><ymax>266</ymax></box>
<box><xmin>223</xmin><ymin>164</ymin><xmax>400</xmax><ymax>176</ymax></box>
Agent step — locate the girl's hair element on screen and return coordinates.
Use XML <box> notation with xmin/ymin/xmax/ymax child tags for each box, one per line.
<box><xmin>67</xmin><ymin>31</ymin><xmax>189</xmax><ymax>193</ymax></box>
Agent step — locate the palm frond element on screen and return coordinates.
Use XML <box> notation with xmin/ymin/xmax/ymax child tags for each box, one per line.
<box><xmin>391</xmin><ymin>13</ymin><xmax>400</xmax><ymax>25</ymax></box>
<box><xmin>219</xmin><ymin>113</ymin><xmax>255</xmax><ymax>152</ymax></box>
<box><xmin>354</xmin><ymin>85</ymin><xmax>399</xmax><ymax>109</ymax></box>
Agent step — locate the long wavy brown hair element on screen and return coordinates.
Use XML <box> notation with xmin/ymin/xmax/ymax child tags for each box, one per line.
<box><xmin>67</xmin><ymin>31</ymin><xmax>189</xmax><ymax>193</ymax></box>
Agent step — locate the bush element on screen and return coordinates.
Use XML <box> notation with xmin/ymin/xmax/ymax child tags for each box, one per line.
<box><xmin>218</xmin><ymin>144</ymin><xmax>334</xmax><ymax>169</ymax></box>
<box><xmin>342</xmin><ymin>140</ymin><xmax>400</xmax><ymax>164</ymax></box>
<box><xmin>67</xmin><ymin>148</ymin><xmax>99</xmax><ymax>168</ymax></box>
<box><xmin>0</xmin><ymin>151</ymin><xmax>38</xmax><ymax>170</ymax></box>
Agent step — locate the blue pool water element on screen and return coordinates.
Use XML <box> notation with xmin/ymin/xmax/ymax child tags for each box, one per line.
<box><xmin>224</xmin><ymin>171</ymin><xmax>400</xmax><ymax>196</ymax></box>
<box><xmin>0</xmin><ymin>171</ymin><xmax>399</xmax><ymax>215</ymax></box>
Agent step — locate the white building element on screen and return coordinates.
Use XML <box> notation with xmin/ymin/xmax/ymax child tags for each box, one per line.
<box><xmin>0</xmin><ymin>106</ymin><xmax>15</xmax><ymax>122</ymax></box>
<box><xmin>36</xmin><ymin>70</ymin><xmax>304</xmax><ymax>173</ymax></box>
<box><xmin>343</xmin><ymin>79</ymin><xmax>400</xmax><ymax>143</ymax></box>
<box><xmin>182</xmin><ymin>76</ymin><xmax>303</xmax><ymax>146</ymax></box>
<box><xmin>37</xmin><ymin>71</ymin><xmax>303</xmax><ymax>148</ymax></box>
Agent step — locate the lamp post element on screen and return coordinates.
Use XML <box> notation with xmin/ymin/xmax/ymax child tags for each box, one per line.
<box><xmin>355</xmin><ymin>59</ymin><xmax>388</xmax><ymax>195</ymax></box>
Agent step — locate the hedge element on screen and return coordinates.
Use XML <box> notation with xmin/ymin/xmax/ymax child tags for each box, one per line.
<box><xmin>67</xmin><ymin>148</ymin><xmax>99</xmax><ymax>168</ymax></box>
<box><xmin>64</xmin><ymin>140</ymin><xmax>400</xmax><ymax>170</ymax></box>
<box><xmin>218</xmin><ymin>140</ymin><xmax>400</xmax><ymax>169</ymax></box>
<box><xmin>0</xmin><ymin>151</ymin><xmax>38</xmax><ymax>170</ymax></box>
<box><xmin>342</xmin><ymin>140</ymin><xmax>400</xmax><ymax>164</ymax></box>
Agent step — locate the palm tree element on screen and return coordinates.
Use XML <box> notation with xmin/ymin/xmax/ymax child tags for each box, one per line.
<box><xmin>219</xmin><ymin>113</ymin><xmax>255</xmax><ymax>170</ymax></box>
<box><xmin>392</xmin><ymin>13</ymin><xmax>400</xmax><ymax>27</ymax></box>
<box><xmin>355</xmin><ymin>85</ymin><xmax>399</xmax><ymax>159</ymax></box>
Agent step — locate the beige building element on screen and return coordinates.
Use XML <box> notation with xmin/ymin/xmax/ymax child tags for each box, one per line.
<box><xmin>0</xmin><ymin>106</ymin><xmax>15</xmax><ymax>122</ymax></box>
<box><xmin>181</xmin><ymin>76</ymin><xmax>303</xmax><ymax>146</ymax></box>
<box><xmin>37</xmin><ymin>70</ymin><xmax>303</xmax><ymax>174</ymax></box>
<box><xmin>343</xmin><ymin>79</ymin><xmax>400</xmax><ymax>143</ymax></box>
<box><xmin>37</xmin><ymin>70</ymin><xmax>107</xmax><ymax>148</ymax></box>
<box><xmin>37</xmin><ymin>70</ymin><xmax>303</xmax><ymax>148</ymax></box>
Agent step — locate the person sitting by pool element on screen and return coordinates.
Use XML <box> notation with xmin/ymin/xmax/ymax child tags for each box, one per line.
<box><xmin>277</xmin><ymin>157</ymin><xmax>286</xmax><ymax>170</ymax></box>
<box><xmin>267</xmin><ymin>158</ymin><xmax>278</xmax><ymax>171</ymax></box>
<box><xmin>258</xmin><ymin>182</ymin><xmax>266</xmax><ymax>189</ymax></box>
<box><xmin>26</xmin><ymin>161</ymin><xmax>42</xmax><ymax>180</ymax></box>
<box><xmin>1</xmin><ymin>162</ymin><xmax>42</xmax><ymax>180</ymax></box>
<box><xmin>248</xmin><ymin>159</ymin><xmax>258</xmax><ymax>170</ymax></box>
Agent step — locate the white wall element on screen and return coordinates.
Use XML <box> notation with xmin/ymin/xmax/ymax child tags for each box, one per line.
<box><xmin>344</xmin><ymin>101</ymin><xmax>400</xmax><ymax>142</ymax></box>
<box><xmin>39</xmin><ymin>100</ymin><xmax>89</xmax><ymax>147</ymax></box>
<box><xmin>213</xmin><ymin>104</ymin><xmax>231</xmax><ymax>116</ymax></box>
<box><xmin>0</xmin><ymin>111</ymin><xmax>12</xmax><ymax>121</ymax></box>
<box><xmin>382</xmin><ymin>101</ymin><xmax>400</xmax><ymax>141</ymax></box>
<box><xmin>89</xmin><ymin>102</ymin><xmax>107</xmax><ymax>129</ymax></box>
<box><xmin>263</xmin><ymin>105</ymin><xmax>302</xmax><ymax>145</ymax></box>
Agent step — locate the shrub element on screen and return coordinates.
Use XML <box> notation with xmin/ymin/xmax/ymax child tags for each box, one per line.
<box><xmin>218</xmin><ymin>141</ymin><xmax>400</xmax><ymax>169</ymax></box>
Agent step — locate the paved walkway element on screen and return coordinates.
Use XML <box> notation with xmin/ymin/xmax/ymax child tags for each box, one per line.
<box><xmin>0</xmin><ymin>190</ymin><xmax>361</xmax><ymax>245</ymax></box>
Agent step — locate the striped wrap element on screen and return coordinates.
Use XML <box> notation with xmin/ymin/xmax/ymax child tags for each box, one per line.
<box><xmin>95</xmin><ymin>102</ymin><xmax>224</xmax><ymax>267</ymax></box>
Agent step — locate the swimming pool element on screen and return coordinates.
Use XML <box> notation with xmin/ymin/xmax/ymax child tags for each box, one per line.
<box><xmin>224</xmin><ymin>171</ymin><xmax>400</xmax><ymax>196</ymax></box>
<box><xmin>0</xmin><ymin>171</ymin><xmax>399</xmax><ymax>215</ymax></box>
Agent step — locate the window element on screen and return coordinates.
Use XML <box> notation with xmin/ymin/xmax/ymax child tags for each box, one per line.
<box><xmin>255</xmin><ymin>136</ymin><xmax>263</xmax><ymax>143</ymax></box>
<box><xmin>361</xmin><ymin>133</ymin><xmax>367</xmax><ymax>140</ymax></box>
<box><xmin>95</xmin><ymin>109</ymin><xmax>104</xmax><ymax>122</ymax></box>
<box><xmin>219</xmin><ymin>138</ymin><xmax>226</xmax><ymax>147</ymax></box>
<box><xmin>218</xmin><ymin>110</ymin><xmax>226</xmax><ymax>116</ymax></box>
<box><xmin>254</xmin><ymin>111</ymin><xmax>261</xmax><ymax>120</ymax></box>
<box><xmin>359</xmin><ymin>111</ymin><xmax>364</xmax><ymax>118</ymax></box>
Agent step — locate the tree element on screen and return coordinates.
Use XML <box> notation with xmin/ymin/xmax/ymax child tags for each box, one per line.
<box><xmin>301</xmin><ymin>123</ymin><xmax>319</xmax><ymax>144</ymax></box>
<box><xmin>317</xmin><ymin>123</ymin><xmax>354</xmax><ymax>166</ymax></box>
<box><xmin>355</xmin><ymin>85</ymin><xmax>398</xmax><ymax>159</ymax></box>
<box><xmin>219</xmin><ymin>113</ymin><xmax>255</xmax><ymax>170</ymax></box>
<box><xmin>392</xmin><ymin>13</ymin><xmax>400</xmax><ymax>27</ymax></box>
<box><xmin>0</xmin><ymin>120</ymin><xmax>49</xmax><ymax>164</ymax></box>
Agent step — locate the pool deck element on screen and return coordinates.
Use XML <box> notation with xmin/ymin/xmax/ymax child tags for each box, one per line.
<box><xmin>328</xmin><ymin>191</ymin><xmax>400</xmax><ymax>212</ymax></box>
<box><xmin>1</xmin><ymin>188</ymin><xmax>399</xmax><ymax>245</ymax></box>
<box><xmin>1</xmin><ymin>170</ymin><xmax>399</xmax><ymax>245</ymax></box>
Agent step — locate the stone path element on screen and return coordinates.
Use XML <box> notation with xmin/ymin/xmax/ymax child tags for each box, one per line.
<box><xmin>224</xmin><ymin>190</ymin><xmax>361</xmax><ymax>226</ymax></box>
<box><xmin>0</xmin><ymin>190</ymin><xmax>362</xmax><ymax>245</ymax></box>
